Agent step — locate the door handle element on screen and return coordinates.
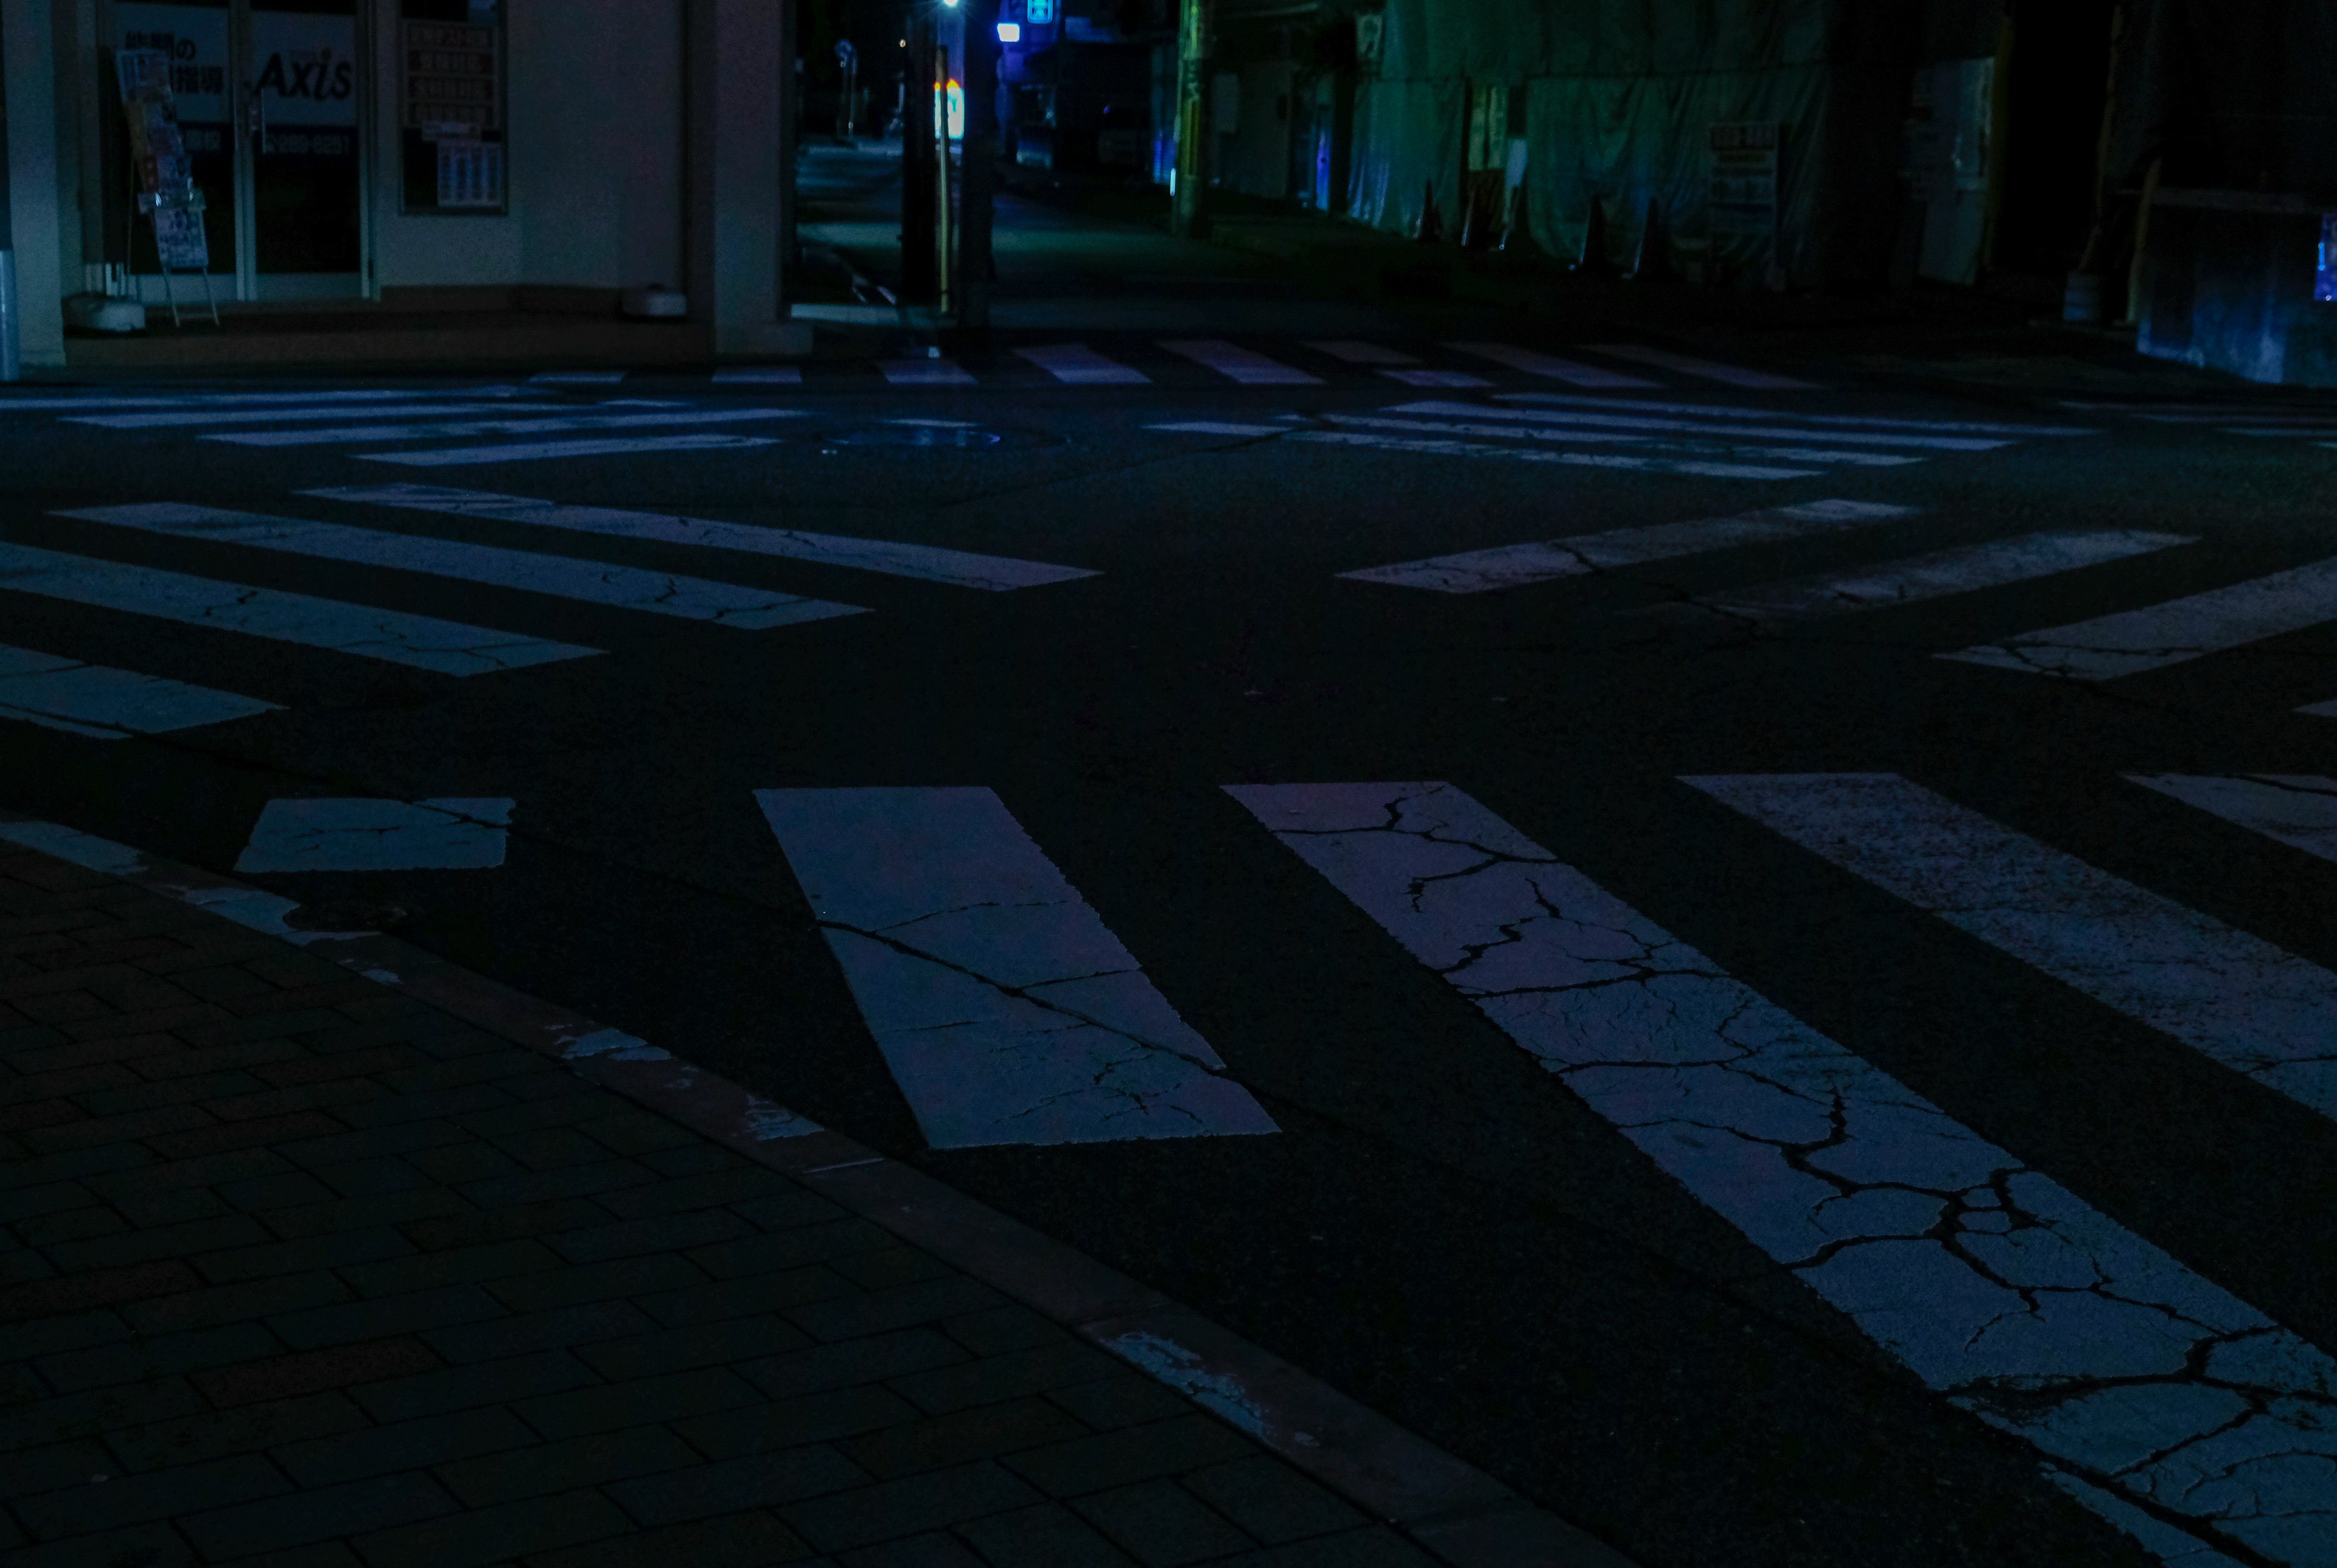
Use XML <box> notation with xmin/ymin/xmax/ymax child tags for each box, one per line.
<box><xmin>242</xmin><ymin>82</ymin><xmax>267</xmax><ymax>150</ymax></box>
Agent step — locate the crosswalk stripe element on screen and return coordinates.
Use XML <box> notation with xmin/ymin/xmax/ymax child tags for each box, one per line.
<box><xmin>755</xmin><ymin>786</ymin><xmax>1279</xmax><ymax>1149</ymax></box>
<box><xmin>0</xmin><ymin>540</ymin><xmax>598</xmax><ymax>675</ymax></box>
<box><xmin>711</xmin><ymin>368</ymin><xmax>805</xmax><ymax>385</ymax></box>
<box><xmin>306</xmin><ymin>484</ymin><xmax>1099</xmax><ymax>590</ymax></box>
<box><xmin>56</xmin><ymin>503</ymin><xmax>866</xmax><ymax>630</ymax></box>
<box><xmin>1694</xmin><ymin>530</ymin><xmax>2195</xmax><ymax>619</ymax></box>
<box><xmin>2302</xmin><ymin>698</ymin><xmax>2337</xmax><ymax>720</ymax></box>
<box><xmin>1285</xmin><ymin>428</ymin><xmax>1814</xmax><ymax>480</ymax></box>
<box><xmin>1445</xmin><ymin>343</ymin><xmax>1656</xmax><ymax>388</ymax></box>
<box><xmin>530</xmin><ymin>371</ymin><xmax>626</xmax><ymax>385</ymax></box>
<box><xmin>1159</xmin><ymin>340</ymin><xmax>1322</xmax><ymax>385</ymax></box>
<box><xmin>1338</xmin><ymin>500</ymin><xmax>1913</xmax><ymax>593</ymax></box>
<box><xmin>0</xmin><ymin>643</ymin><xmax>279</xmax><ymax>739</ymax></box>
<box><xmin>1322</xmin><ymin>413</ymin><xmax>1921</xmax><ymax>467</ymax></box>
<box><xmin>1504</xmin><ymin>392</ymin><xmax>2093</xmax><ymax>437</ymax></box>
<box><xmin>1685</xmin><ymin>772</ymin><xmax>2337</xmax><ymax>1120</ymax></box>
<box><xmin>1013</xmin><ymin>344</ymin><xmax>1150</xmax><ymax>385</ymax></box>
<box><xmin>2126</xmin><ymin>775</ymin><xmax>2337</xmax><ymax>866</ymax></box>
<box><xmin>1582</xmin><ymin>343</ymin><xmax>1820</xmax><ymax>389</ymax></box>
<box><xmin>1395</xmin><ymin>400</ymin><xmax>2011</xmax><ymax>451</ymax></box>
<box><xmin>68</xmin><ymin>402</ymin><xmax>542</xmax><ymax>430</ymax></box>
<box><xmin>1378</xmin><ymin>369</ymin><xmax>1493</xmax><ymax>389</ymax></box>
<box><xmin>360</xmin><ymin>433</ymin><xmax>781</xmax><ymax>466</ymax></box>
<box><xmin>0</xmin><ymin>391</ymin><xmax>509</xmax><ymax>413</ymax></box>
<box><xmin>1938</xmin><ymin>553</ymin><xmax>2337</xmax><ymax>680</ymax></box>
<box><xmin>205</xmin><ymin>408</ymin><xmax>808</xmax><ymax>448</ymax></box>
<box><xmin>1144</xmin><ymin>421</ymin><xmax>1287</xmax><ymax>437</ymax></box>
<box><xmin>879</xmin><ymin>358</ymin><xmax>977</xmax><ymax>385</ymax></box>
<box><xmin>1305</xmin><ymin>340</ymin><xmax>1418</xmax><ymax>365</ymax></box>
<box><xmin>1228</xmin><ymin>779</ymin><xmax>2337</xmax><ymax>1565</ymax></box>
<box><xmin>237</xmin><ymin>796</ymin><xmax>513</xmax><ymax>873</ymax></box>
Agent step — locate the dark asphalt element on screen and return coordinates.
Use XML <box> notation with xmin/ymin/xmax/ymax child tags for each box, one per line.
<box><xmin>5</xmin><ymin>332</ymin><xmax>2335</xmax><ymax>1567</ymax></box>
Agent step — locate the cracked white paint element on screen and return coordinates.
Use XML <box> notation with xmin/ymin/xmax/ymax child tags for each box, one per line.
<box><xmin>1694</xmin><ymin>531</ymin><xmax>2195</xmax><ymax>619</ymax></box>
<box><xmin>2301</xmin><ymin>699</ymin><xmax>2337</xmax><ymax>720</ymax></box>
<box><xmin>2127</xmin><ymin>775</ymin><xmax>2337</xmax><ymax>866</ymax></box>
<box><xmin>1503</xmin><ymin>391</ymin><xmax>2095</xmax><ymax>437</ymax></box>
<box><xmin>561</xmin><ymin>1027</ymin><xmax>671</xmax><ymax>1063</ymax></box>
<box><xmin>236</xmin><ymin>798</ymin><xmax>514</xmax><ymax>873</ymax></box>
<box><xmin>755</xmin><ymin>787</ymin><xmax>1278</xmax><ymax>1149</ymax></box>
<box><xmin>1103</xmin><ymin>1330</ymin><xmax>1282</xmax><ymax>1439</ymax></box>
<box><xmin>59</xmin><ymin>504</ymin><xmax>865</xmax><ymax>630</ymax></box>
<box><xmin>0</xmin><ymin>541</ymin><xmax>599</xmax><ymax>676</ymax></box>
<box><xmin>1387</xmin><ymin>399</ymin><xmax>2006</xmax><ymax>451</ymax></box>
<box><xmin>1340</xmin><ymin>500</ymin><xmax>1914</xmax><ymax>594</ymax></box>
<box><xmin>1318</xmin><ymin>413</ymin><xmax>1923</xmax><ymax>468</ymax></box>
<box><xmin>1686</xmin><ymin>774</ymin><xmax>2337</xmax><ymax>1121</ymax></box>
<box><xmin>0</xmin><ymin>643</ymin><xmax>279</xmax><ymax>739</ymax></box>
<box><xmin>742</xmin><ymin>1096</ymin><xmax>824</xmax><ymax>1139</ymax></box>
<box><xmin>1286</xmin><ymin>428</ymin><xmax>1817</xmax><ymax>481</ymax></box>
<box><xmin>1227</xmin><ymin>781</ymin><xmax>2337</xmax><ymax>1564</ymax></box>
<box><xmin>305</xmin><ymin>485</ymin><xmax>1097</xmax><ymax>591</ymax></box>
<box><xmin>362</xmin><ymin>432</ymin><xmax>780</xmax><ymax>467</ymax></box>
<box><xmin>1938</xmin><ymin>554</ymin><xmax>2337</xmax><ymax>679</ymax></box>
<box><xmin>66</xmin><ymin>401</ymin><xmax>531</xmax><ymax>429</ymax></box>
<box><xmin>0</xmin><ymin>820</ymin><xmax>152</xmax><ymax>877</ymax></box>
<box><xmin>205</xmin><ymin>407</ymin><xmax>809</xmax><ymax>448</ymax></box>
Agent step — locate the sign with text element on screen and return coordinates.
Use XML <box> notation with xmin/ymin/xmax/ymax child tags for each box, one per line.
<box><xmin>403</xmin><ymin>20</ymin><xmax>500</xmax><ymax>136</ymax></box>
<box><xmin>1708</xmin><ymin>121</ymin><xmax>1779</xmax><ymax>235</ymax></box>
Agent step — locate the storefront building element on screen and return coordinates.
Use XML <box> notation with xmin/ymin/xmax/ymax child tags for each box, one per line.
<box><xmin>2</xmin><ymin>0</ymin><xmax>802</xmax><ymax>366</ymax></box>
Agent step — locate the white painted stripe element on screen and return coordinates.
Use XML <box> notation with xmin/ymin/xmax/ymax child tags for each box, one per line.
<box><xmin>1696</xmin><ymin>530</ymin><xmax>2195</xmax><ymax>618</ymax></box>
<box><xmin>2302</xmin><ymin>698</ymin><xmax>2337</xmax><ymax>720</ymax></box>
<box><xmin>1338</xmin><ymin>500</ymin><xmax>1912</xmax><ymax>593</ymax></box>
<box><xmin>711</xmin><ymin>368</ymin><xmax>805</xmax><ymax>384</ymax></box>
<box><xmin>1014</xmin><ymin>344</ymin><xmax>1150</xmax><ymax>385</ymax></box>
<box><xmin>1379</xmin><ymin>369</ymin><xmax>1493</xmax><ymax>389</ymax></box>
<box><xmin>1393</xmin><ymin>400</ymin><xmax>2009</xmax><ymax>452</ymax></box>
<box><xmin>2126</xmin><ymin>775</ymin><xmax>2337</xmax><ymax>866</ymax></box>
<box><xmin>360</xmin><ymin>433</ymin><xmax>780</xmax><ymax>466</ymax></box>
<box><xmin>1685</xmin><ymin>772</ymin><xmax>2337</xmax><ymax>1120</ymax></box>
<box><xmin>1145</xmin><ymin>421</ymin><xmax>1288</xmax><ymax>437</ymax></box>
<box><xmin>206</xmin><ymin>407</ymin><xmax>807</xmax><ymax>448</ymax></box>
<box><xmin>1305</xmin><ymin>340</ymin><xmax>1417</xmax><ymax>365</ymax></box>
<box><xmin>0</xmin><ymin>390</ymin><xmax>503</xmax><ymax>413</ymax></box>
<box><xmin>879</xmin><ymin>358</ymin><xmax>978</xmax><ymax>385</ymax></box>
<box><xmin>68</xmin><ymin>402</ymin><xmax>542</xmax><ymax>430</ymax></box>
<box><xmin>1940</xmin><ymin>554</ymin><xmax>2337</xmax><ymax>680</ymax></box>
<box><xmin>1158</xmin><ymin>340</ymin><xmax>1322</xmax><ymax>385</ymax></box>
<box><xmin>237</xmin><ymin>796</ymin><xmax>512</xmax><ymax>873</ymax></box>
<box><xmin>1285</xmin><ymin>428</ymin><xmax>1814</xmax><ymax>480</ymax></box>
<box><xmin>1504</xmin><ymin>392</ymin><xmax>2092</xmax><ymax>436</ymax></box>
<box><xmin>305</xmin><ymin>484</ymin><xmax>1098</xmax><ymax>590</ymax></box>
<box><xmin>1229</xmin><ymin>780</ymin><xmax>2337</xmax><ymax>1567</ymax></box>
<box><xmin>0</xmin><ymin>643</ymin><xmax>279</xmax><ymax>739</ymax></box>
<box><xmin>1321</xmin><ymin>413</ymin><xmax>1920</xmax><ymax>467</ymax></box>
<box><xmin>2232</xmin><ymin>426</ymin><xmax>2337</xmax><ymax>437</ymax></box>
<box><xmin>529</xmin><ymin>371</ymin><xmax>626</xmax><ymax>384</ymax></box>
<box><xmin>0</xmin><ymin>541</ymin><xmax>598</xmax><ymax>675</ymax></box>
<box><xmin>1444</xmin><ymin>343</ymin><xmax>1655</xmax><ymax>388</ymax></box>
<box><xmin>1581</xmin><ymin>343</ymin><xmax>1820</xmax><ymax>389</ymax></box>
<box><xmin>57</xmin><ymin>504</ymin><xmax>866</xmax><ymax>630</ymax></box>
<box><xmin>755</xmin><ymin>786</ymin><xmax>1278</xmax><ymax>1148</ymax></box>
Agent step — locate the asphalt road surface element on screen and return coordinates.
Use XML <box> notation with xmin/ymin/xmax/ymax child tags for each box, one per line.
<box><xmin>5</xmin><ymin>330</ymin><xmax>2335</xmax><ymax>1568</ymax></box>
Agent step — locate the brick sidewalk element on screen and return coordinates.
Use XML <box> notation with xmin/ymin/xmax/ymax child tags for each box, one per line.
<box><xmin>0</xmin><ymin>843</ymin><xmax>1446</xmax><ymax>1568</ymax></box>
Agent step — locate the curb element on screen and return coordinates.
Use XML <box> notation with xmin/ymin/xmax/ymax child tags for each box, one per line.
<box><xmin>0</xmin><ymin>811</ymin><xmax>1638</xmax><ymax>1568</ymax></box>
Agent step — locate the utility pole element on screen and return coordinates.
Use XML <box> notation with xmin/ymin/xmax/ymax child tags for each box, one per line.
<box><xmin>900</xmin><ymin>4</ymin><xmax>938</xmax><ymax>304</ymax></box>
<box><xmin>1170</xmin><ymin>0</ymin><xmax>1210</xmax><ymax>238</ymax></box>
<box><xmin>955</xmin><ymin>0</ymin><xmax>998</xmax><ymax>332</ymax></box>
<box><xmin>0</xmin><ymin>12</ymin><xmax>19</xmax><ymax>383</ymax></box>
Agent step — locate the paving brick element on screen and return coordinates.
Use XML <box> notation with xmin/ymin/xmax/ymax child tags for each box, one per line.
<box><xmin>937</xmin><ymin>1305</ymin><xmax>1066</xmax><ymax>1360</ymax></box>
<box><xmin>46</xmin><ymin>1211</ymin><xmax>273</xmax><ymax>1272</ymax></box>
<box><xmin>209</xmin><ymin>1079</ymin><xmax>388</xmax><ymax>1123</ymax></box>
<box><xmin>1072</xmin><ymin>1480</ymin><xmax>1257</xmax><ymax>1567</ymax></box>
<box><xmin>0</xmin><ymin>1178</ymin><xmax>98</xmax><ymax>1227</ymax></box>
<box><xmin>273</xmin><ymin>1405</ymin><xmax>539</xmax><ymax>1488</ymax></box>
<box><xmin>574</xmin><ymin>1106</ymin><xmax>703</xmax><ymax>1157</ymax></box>
<box><xmin>690</xmin><ymin>1219</ymin><xmax>898</xmax><ymax>1281</ymax></box>
<box><xmin>1205</xmin><ymin>1527</ymin><xmax>1442</xmax><ymax>1567</ymax></box>
<box><xmin>146</xmin><ymin>1110</ymin><xmax>352</xmax><ymax>1162</ymax></box>
<box><xmin>12</xmin><ymin>1202</ymin><xmax>128</xmax><ymax>1245</ymax></box>
<box><xmin>887</xmin><ymin>1342</ymin><xmax>1120</xmax><ymax>1418</ymax></box>
<box><xmin>592</xmin><ymin>1166</ymin><xmax>803</xmax><ymax>1221</ymax></box>
<box><xmin>742</xmin><ymin>1328</ymin><xmax>970</xmax><ymax>1402</ymax></box>
<box><xmin>782</xmin><ymin>1461</ymin><xmax>1043</xmax><ymax>1553</ymax></box>
<box><xmin>484</xmin><ymin>1250</ymin><xmax>706</xmax><ymax>1313</ymax></box>
<box><xmin>0</xmin><ymin>1140</ymin><xmax>153</xmax><ymax>1189</ymax></box>
<box><xmin>0</xmin><ymin>1061</ymin><xmax>137</xmax><ymax>1104</ymax></box>
<box><xmin>75</xmin><ymin>1066</ymin><xmax>270</xmax><ymax>1117</ymax></box>
<box><xmin>262</xmin><ymin>1185</ymin><xmax>472</xmax><ymax>1240</ymax></box>
<box><xmin>271</xmin><ymin>1282</ymin><xmax>506</xmax><ymax>1348</ymax></box>
<box><xmin>382</xmin><ymin>1047</ymin><xmax>547</xmax><ymax>1095</ymax></box>
<box><xmin>1003</xmin><ymin>1416</ymin><xmax>1254</xmax><ymax>1500</ymax></box>
<box><xmin>425</xmin><ymin>1297</ymin><xmax>657</xmax><ymax>1364</ymax></box>
<box><xmin>842</xmin><ymin>1398</ymin><xmax>1092</xmax><ymax>1482</ymax></box>
<box><xmin>129</xmin><ymin>1036</ymin><xmax>304</xmax><ymax>1082</ymax></box>
<box><xmin>180</xmin><ymin>1470</ymin><xmax>458</xmax><ymax>1560</ymax></box>
<box><xmin>636</xmin><ymin>1264</ymin><xmax>859</xmax><ymax>1329</ymax></box>
<box><xmin>452</xmin><ymin>1157</ymin><xmax>660</xmax><ymax>1211</ymax></box>
<box><xmin>275</xmin><ymin>1117</ymin><xmax>470</xmax><ymax>1169</ymax></box>
<box><xmin>327</xmin><ymin>1079</ymin><xmax>521</xmax><ymax>1131</ymax></box>
<box><xmin>253</xmin><ymin>1044</ymin><xmax>424</xmax><ymax>1089</ymax></box>
<box><xmin>1175</xmin><ymin>1457</ymin><xmax>1365</xmax><ymax>1546</ymax></box>
<box><xmin>0</xmin><ymin>1374</ymin><xmax>206</xmax><ymax>1451</ymax></box>
<box><xmin>573</xmin><ymin>1312</ymin><xmax>814</xmax><ymax>1381</ymax></box>
<box><xmin>115</xmin><ymin>1184</ymin><xmax>232</xmax><ymax>1227</ymax></box>
<box><xmin>172</xmin><ymin>964</ymin><xmax>279</xmax><ymax>1003</ymax></box>
<box><xmin>353</xmin><ymin>1486</ymin><xmax>637</xmax><ymax>1568</ymax></box>
<box><xmin>550</xmin><ymin>1208</ymin><xmax>756</xmax><ymax>1266</ymax></box>
<box><xmin>516</xmin><ymin>1366</ymin><xmax>765</xmax><ymax>1440</ymax></box>
<box><xmin>192</xmin><ymin>1337</ymin><xmax>443</xmax><ymax>1407</ymax></box>
<box><xmin>607</xmin><ymin>1445</ymin><xmax>872</xmax><ymax>1527</ymax></box>
<box><xmin>954</xmin><ymin>1501</ymin><xmax>1141</xmax><ymax>1567</ymax></box>
<box><xmin>8</xmin><ymin>1031</ymin><xmax>173</xmax><ymax>1075</ymax></box>
<box><xmin>305</xmin><ymin>1153</ymin><xmax>430</xmax><ymax>1198</ymax></box>
<box><xmin>107</xmin><ymin>1392</ymin><xmax>368</xmax><ymax>1473</ymax></box>
<box><xmin>4</xmin><ymin>1434</ymin><xmax>116</xmax><ymax>1496</ymax></box>
<box><xmin>0</xmin><ymin>1246</ymin><xmax>58</xmax><ymax>1286</ymax></box>
<box><xmin>0</xmin><ymin>1258</ymin><xmax>200</xmax><ymax>1322</ymax></box>
<box><xmin>447</xmin><ymin>1087</ymin><xmax>615</xmax><ymax>1140</ymax></box>
<box><xmin>345</xmin><ymin>1238</ymin><xmax>565</xmax><ymax>1298</ymax></box>
<box><xmin>837</xmin><ymin>1533</ymin><xmax>988</xmax><ymax>1568</ymax></box>
<box><xmin>496</xmin><ymin>1124</ymin><xmax>622</xmax><ymax>1173</ymax></box>
<box><xmin>530</xmin><ymin>1508</ymin><xmax>819</xmax><ymax>1568</ymax></box>
<box><xmin>828</xmin><ymin>1248</ymin><xmax>961</xmax><ymax>1294</ymax></box>
<box><xmin>2</xmin><ymin>1521</ymin><xmax>197</xmax><ymax>1568</ymax></box>
<box><xmin>125</xmin><ymin>1271</ymin><xmax>355</xmax><ymax>1334</ymax></box>
<box><xmin>178</xmin><ymin>1007</ymin><xmax>360</xmax><ymax>1050</ymax></box>
<box><xmin>0</xmin><ymin>1095</ymin><xmax>86</xmax><ymax>1135</ymax></box>
<box><xmin>37</xmin><ymin>1320</ymin><xmax>279</xmax><ymax>1392</ymax></box>
<box><xmin>637</xmin><ymin>1141</ymin><xmax>741</xmax><ymax>1179</ymax></box>
<box><xmin>19</xmin><ymin>1100</ymin><xmax>213</xmax><ymax>1152</ymax></box>
<box><xmin>677</xmin><ymin>1384</ymin><xmax>924</xmax><ymax>1460</ymax></box>
<box><xmin>400</xmin><ymin>1138</ymin><xmax>526</xmax><ymax>1186</ymax></box>
<box><xmin>12</xmin><ymin>988</ymin><xmax>114</xmax><ymax>1025</ymax></box>
<box><xmin>785</xmin><ymin>1277</ymin><xmax>1004</xmax><ymax>1345</ymax></box>
<box><xmin>215</xmin><ymin>1168</ymin><xmax>339</xmax><ymax>1212</ymax></box>
<box><xmin>13</xmin><ymin>1451</ymin><xmax>290</xmax><ymax>1540</ymax></box>
<box><xmin>1044</xmin><ymin>1376</ymin><xmax>1196</xmax><ymax>1434</ymax></box>
<box><xmin>5</xmin><ymin>1305</ymin><xmax>129</xmax><ymax>1359</ymax></box>
<box><xmin>89</xmin><ymin>1145</ymin><xmax>293</xmax><ymax>1199</ymax></box>
<box><xmin>436</xmin><ymin>1423</ymin><xmax>701</xmax><ymax>1507</ymax></box>
<box><xmin>353</xmin><ymin>1348</ymin><xmax>600</xmax><ymax>1423</ymax></box>
<box><xmin>197</xmin><ymin>1226</ymin><xmax>416</xmax><ymax>1284</ymax></box>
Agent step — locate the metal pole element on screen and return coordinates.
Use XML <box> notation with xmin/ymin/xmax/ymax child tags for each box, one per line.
<box><xmin>0</xmin><ymin>12</ymin><xmax>20</xmax><ymax>383</ymax></box>
<box><xmin>901</xmin><ymin>5</ymin><xmax>937</xmax><ymax>303</ymax></box>
<box><xmin>1170</xmin><ymin>0</ymin><xmax>1209</xmax><ymax>238</ymax></box>
<box><xmin>957</xmin><ymin>0</ymin><xmax>996</xmax><ymax>332</ymax></box>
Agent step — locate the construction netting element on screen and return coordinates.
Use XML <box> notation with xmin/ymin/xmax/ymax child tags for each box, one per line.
<box><xmin>1344</xmin><ymin>1</ymin><xmax>1916</xmax><ymax>287</ymax></box>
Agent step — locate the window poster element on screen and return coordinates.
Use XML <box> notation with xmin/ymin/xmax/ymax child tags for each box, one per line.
<box><xmin>400</xmin><ymin>0</ymin><xmax>506</xmax><ymax>212</ymax></box>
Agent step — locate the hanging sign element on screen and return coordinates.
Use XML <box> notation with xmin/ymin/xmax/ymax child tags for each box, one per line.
<box><xmin>115</xmin><ymin>49</ymin><xmax>212</xmax><ymax>271</ymax></box>
<box><xmin>1708</xmin><ymin>121</ymin><xmax>1779</xmax><ymax>236</ymax></box>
